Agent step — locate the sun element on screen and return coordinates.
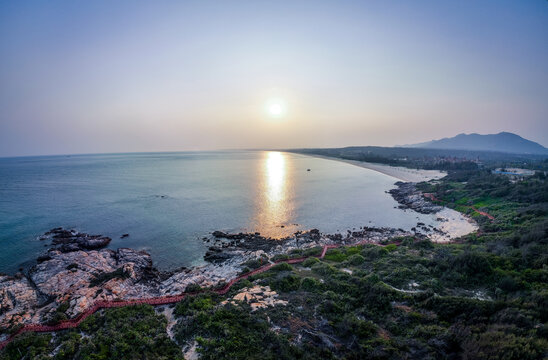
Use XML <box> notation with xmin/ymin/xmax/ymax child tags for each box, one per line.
<box><xmin>265</xmin><ymin>98</ymin><xmax>286</xmax><ymax>118</ymax></box>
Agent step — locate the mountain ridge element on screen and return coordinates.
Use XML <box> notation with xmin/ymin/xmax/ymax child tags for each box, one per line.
<box><xmin>404</xmin><ymin>132</ymin><xmax>548</xmax><ymax>155</ymax></box>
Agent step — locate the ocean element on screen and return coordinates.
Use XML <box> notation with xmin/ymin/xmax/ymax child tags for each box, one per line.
<box><xmin>0</xmin><ymin>151</ymin><xmax>441</xmax><ymax>273</ymax></box>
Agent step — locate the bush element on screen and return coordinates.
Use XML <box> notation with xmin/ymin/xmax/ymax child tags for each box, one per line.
<box><xmin>300</xmin><ymin>277</ymin><xmax>322</xmax><ymax>291</ymax></box>
<box><xmin>361</xmin><ymin>246</ymin><xmax>388</xmax><ymax>259</ymax></box>
<box><xmin>384</xmin><ymin>244</ymin><xmax>398</xmax><ymax>252</ymax></box>
<box><xmin>452</xmin><ymin>251</ymin><xmax>493</xmax><ymax>278</ymax></box>
<box><xmin>271</xmin><ymin>262</ymin><xmax>292</xmax><ymax>272</ymax></box>
<box><xmin>77</xmin><ymin>305</ymin><xmax>183</xmax><ymax>359</ymax></box>
<box><xmin>271</xmin><ymin>273</ymin><xmax>301</xmax><ymax>292</ymax></box>
<box><xmin>303</xmin><ymin>246</ymin><xmax>323</xmax><ymax>257</ymax></box>
<box><xmin>185</xmin><ymin>283</ymin><xmax>203</xmax><ymax>293</ymax></box>
<box><xmin>57</xmin><ymin>301</ymin><xmax>70</xmax><ymax>313</ymax></box>
<box><xmin>271</xmin><ymin>254</ymin><xmax>289</xmax><ymax>262</ymax></box>
<box><xmin>175</xmin><ymin>293</ymin><xmax>217</xmax><ymax>317</ymax></box>
<box><xmin>0</xmin><ymin>333</ymin><xmax>52</xmax><ymax>360</ymax></box>
<box><xmin>89</xmin><ymin>267</ymin><xmax>128</xmax><ymax>287</ymax></box>
<box><xmin>347</xmin><ymin>254</ymin><xmax>365</xmax><ymax>266</ymax></box>
<box><xmin>324</xmin><ymin>249</ymin><xmax>347</xmax><ymax>262</ymax></box>
<box><xmin>241</xmin><ymin>259</ymin><xmax>262</xmax><ymax>270</ymax></box>
<box><xmin>173</xmin><ymin>304</ymin><xmax>297</xmax><ymax>359</ymax></box>
<box><xmin>302</xmin><ymin>257</ymin><xmax>320</xmax><ymax>267</ymax></box>
<box><xmin>311</xmin><ymin>262</ymin><xmax>338</xmax><ymax>276</ymax></box>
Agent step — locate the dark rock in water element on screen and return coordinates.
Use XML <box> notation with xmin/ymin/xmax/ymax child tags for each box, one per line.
<box><xmin>81</xmin><ymin>236</ymin><xmax>111</xmax><ymax>249</ymax></box>
<box><xmin>120</xmin><ymin>234</ymin><xmax>129</xmax><ymax>239</ymax></box>
<box><xmin>36</xmin><ymin>254</ymin><xmax>52</xmax><ymax>263</ymax></box>
<box><xmin>52</xmin><ymin>230</ymin><xmax>74</xmax><ymax>239</ymax></box>
<box><xmin>42</xmin><ymin>228</ymin><xmax>111</xmax><ymax>253</ymax></box>
<box><xmin>44</xmin><ymin>227</ymin><xmax>63</xmax><ymax>235</ymax></box>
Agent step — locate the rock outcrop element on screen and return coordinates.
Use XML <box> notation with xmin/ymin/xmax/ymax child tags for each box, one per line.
<box><xmin>222</xmin><ymin>285</ymin><xmax>288</xmax><ymax>311</ymax></box>
<box><xmin>389</xmin><ymin>182</ymin><xmax>443</xmax><ymax>214</ymax></box>
<box><xmin>0</xmin><ymin>274</ymin><xmax>42</xmax><ymax>326</ymax></box>
<box><xmin>0</xmin><ymin>222</ymin><xmax>424</xmax><ymax>330</ymax></box>
<box><xmin>45</xmin><ymin>228</ymin><xmax>111</xmax><ymax>252</ymax></box>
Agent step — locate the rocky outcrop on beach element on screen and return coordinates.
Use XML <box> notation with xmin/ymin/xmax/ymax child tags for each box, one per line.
<box><xmin>389</xmin><ymin>182</ymin><xmax>443</xmax><ymax>214</ymax></box>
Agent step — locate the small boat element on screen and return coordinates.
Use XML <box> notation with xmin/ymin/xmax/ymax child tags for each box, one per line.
<box><xmin>307</xmin><ymin>169</ymin><xmax>311</xmax><ymax>171</ymax></box>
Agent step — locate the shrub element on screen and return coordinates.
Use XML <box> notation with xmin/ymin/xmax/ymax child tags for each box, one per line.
<box><xmin>347</xmin><ymin>254</ymin><xmax>366</xmax><ymax>266</ymax></box>
<box><xmin>185</xmin><ymin>283</ymin><xmax>203</xmax><ymax>293</ymax></box>
<box><xmin>384</xmin><ymin>244</ymin><xmax>398</xmax><ymax>252</ymax></box>
<box><xmin>57</xmin><ymin>301</ymin><xmax>70</xmax><ymax>314</ymax></box>
<box><xmin>300</xmin><ymin>277</ymin><xmax>322</xmax><ymax>291</ymax></box>
<box><xmin>452</xmin><ymin>251</ymin><xmax>493</xmax><ymax>278</ymax></box>
<box><xmin>89</xmin><ymin>268</ymin><xmax>128</xmax><ymax>287</ymax></box>
<box><xmin>303</xmin><ymin>246</ymin><xmax>323</xmax><ymax>257</ymax></box>
<box><xmin>272</xmin><ymin>273</ymin><xmax>301</xmax><ymax>292</ymax></box>
<box><xmin>175</xmin><ymin>293</ymin><xmax>217</xmax><ymax>317</ymax></box>
<box><xmin>311</xmin><ymin>262</ymin><xmax>338</xmax><ymax>276</ymax></box>
<box><xmin>271</xmin><ymin>254</ymin><xmax>289</xmax><ymax>262</ymax></box>
<box><xmin>324</xmin><ymin>249</ymin><xmax>347</xmax><ymax>262</ymax></box>
<box><xmin>241</xmin><ymin>258</ymin><xmax>262</xmax><ymax>270</ymax></box>
<box><xmin>271</xmin><ymin>262</ymin><xmax>292</xmax><ymax>272</ymax></box>
<box><xmin>361</xmin><ymin>246</ymin><xmax>388</xmax><ymax>259</ymax></box>
<box><xmin>0</xmin><ymin>333</ymin><xmax>52</xmax><ymax>360</ymax></box>
<box><xmin>302</xmin><ymin>257</ymin><xmax>320</xmax><ymax>267</ymax></box>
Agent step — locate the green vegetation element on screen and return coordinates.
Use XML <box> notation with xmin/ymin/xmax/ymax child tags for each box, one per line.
<box><xmin>2</xmin><ymin>160</ymin><xmax>547</xmax><ymax>359</ymax></box>
<box><xmin>88</xmin><ymin>268</ymin><xmax>128</xmax><ymax>288</ymax></box>
<box><xmin>0</xmin><ymin>305</ymin><xmax>182</xmax><ymax>360</ymax></box>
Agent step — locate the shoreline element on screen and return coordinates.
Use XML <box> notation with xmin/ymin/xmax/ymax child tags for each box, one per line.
<box><xmin>0</xmin><ymin>239</ymin><xmax>394</xmax><ymax>350</ymax></box>
<box><xmin>301</xmin><ymin>153</ymin><xmax>477</xmax><ymax>243</ymax></box>
<box><xmin>0</xmin><ymin>159</ymin><xmax>478</xmax><ymax>336</ymax></box>
<box><xmin>299</xmin><ymin>153</ymin><xmax>446</xmax><ymax>182</ymax></box>
<box><xmin>0</xmin><ymin>226</ymin><xmax>408</xmax><ymax>334</ymax></box>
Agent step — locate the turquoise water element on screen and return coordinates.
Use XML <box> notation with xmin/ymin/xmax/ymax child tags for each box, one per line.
<box><xmin>0</xmin><ymin>151</ymin><xmax>436</xmax><ymax>273</ymax></box>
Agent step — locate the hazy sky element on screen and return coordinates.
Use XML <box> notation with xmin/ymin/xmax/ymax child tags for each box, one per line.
<box><xmin>1</xmin><ymin>0</ymin><xmax>547</xmax><ymax>157</ymax></box>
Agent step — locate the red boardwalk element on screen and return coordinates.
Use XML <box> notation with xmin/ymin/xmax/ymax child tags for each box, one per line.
<box><xmin>0</xmin><ymin>241</ymin><xmax>401</xmax><ymax>351</ymax></box>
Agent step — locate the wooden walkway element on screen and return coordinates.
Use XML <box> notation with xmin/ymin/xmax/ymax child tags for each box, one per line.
<box><xmin>0</xmin><ymin>240</ymin><xmax>394</xmax><ymax>350</ymax></box>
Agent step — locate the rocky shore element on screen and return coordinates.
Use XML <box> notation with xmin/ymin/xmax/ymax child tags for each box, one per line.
<box><xmin>0</xmin><ymin>182</ymin><xmax>477</xmax><ymax>331</ymax></box>
<box><xmin>0</xmin><ymin>224</ymin><xmax>411</xmax><ymax>331</ymax></box>
<box><xmin>388</xmin><ymin>181</ymin><xmax>478</xmax><ymax>242</ymax></box>
<box><xmin>388</xmin><ymin>181</ymin><xmax>443</xmax><ymax>214</ymax></box>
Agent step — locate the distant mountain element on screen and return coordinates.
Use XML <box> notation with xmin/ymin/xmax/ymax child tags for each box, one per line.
<box><xmin>405</xmin><ymin>132</ymin><xmax>548</xmax><ymax>155</ymax></box>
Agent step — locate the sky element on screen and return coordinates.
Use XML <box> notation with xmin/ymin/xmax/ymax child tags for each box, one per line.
<box><xmin>1</xmin><ymin>0</ymin><xmax>547</xmax><ymax>157</ymax></box>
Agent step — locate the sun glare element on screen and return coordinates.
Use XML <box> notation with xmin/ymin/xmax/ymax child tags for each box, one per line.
<box><xmin>265</xmin><ymin>98</ymin><xmax>286</xmax><ymax>118</ymax></box>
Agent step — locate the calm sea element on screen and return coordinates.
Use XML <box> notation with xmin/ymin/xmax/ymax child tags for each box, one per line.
<box><xmin>0</xmin><ymin>151</ymin><xmax>438</xmax><ymax>273</ymax></box>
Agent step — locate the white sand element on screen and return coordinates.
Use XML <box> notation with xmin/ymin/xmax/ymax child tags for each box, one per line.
<box><xmin>308</xmin><ymin>155</ymin><xmax>446</xmax><ymax>182</ymax></box>
<box><xmin>428</xmin><ymin>208</ymin><xmax>479</xmax><ymax>243</ymax></box>
<box><xmin>307</xmin><ymin>154</ymin><xmax>477</xmax><ymax>242</ymax></box>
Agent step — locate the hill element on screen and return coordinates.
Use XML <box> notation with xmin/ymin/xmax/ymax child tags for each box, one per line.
<box><xmin>406</xmin><ymin>132</ymin><xmax>548</xmax><ymax>154</ymax></box>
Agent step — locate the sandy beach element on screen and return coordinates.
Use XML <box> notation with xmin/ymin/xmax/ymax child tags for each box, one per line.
<box><xmin>307</xmin><ymin>154</ymin><xmax>447</xmax><ymax>182</ymax></box>
<box><xmin>429</xmin><ymin>208</ymin><xmax>479</xmax><ymax>243</ymax></box>
<box><xmin>307</xmin><ymin>154</ymin><xmax>478</xmax><ymax>242</ymax></box>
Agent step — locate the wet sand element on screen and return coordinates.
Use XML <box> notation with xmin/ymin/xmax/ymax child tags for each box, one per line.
<box><xmin>306</xmin><ymin>154</ymin><xmax>477</xmax><ymax>242</ymax></box>
<box><xmin>307</xmin><ymin>155</ymin><xmax>446</xmax><ymax>182</ymax></box>
<box><xmin>428</xmin><ymin>208</ymin><xmax>479</xmax><ymax>243</ymax></box>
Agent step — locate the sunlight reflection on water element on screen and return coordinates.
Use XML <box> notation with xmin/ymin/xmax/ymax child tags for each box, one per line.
<box><xmin>253</xmin><ymin>151</ymin><xmax>296</xmax><ymax>238</ymax></box>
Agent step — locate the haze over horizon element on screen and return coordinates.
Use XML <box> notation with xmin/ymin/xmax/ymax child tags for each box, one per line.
<box><xmin>1</xmin><ymin>1</ymin><xmax>547</xmax><ymax>157</ymax></box>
